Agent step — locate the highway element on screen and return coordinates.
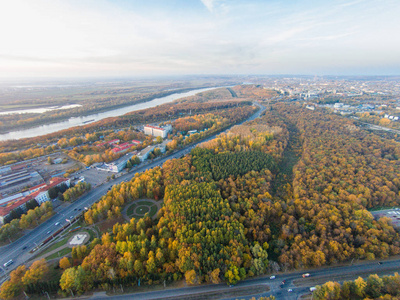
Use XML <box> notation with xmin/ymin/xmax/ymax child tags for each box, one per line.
<box><xmin>1</xmin><ymin>102</ymin><xmax>398</xmax><ymax>299</ymax></box>
<box><xmin>0</xmin><ymin>102</ymin><xmax>265</xmax><ymax>280</ymax></box>
<box><xmin>88</xmin><ymin>258</ymin><xmax>400</xmax><ymax>299</ymax></box>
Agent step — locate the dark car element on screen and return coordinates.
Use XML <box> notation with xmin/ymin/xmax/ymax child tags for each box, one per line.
<box><xmin>22</xmin><ymin>246</ymin><xmax>28</xmax><ymax>250</ymax></box>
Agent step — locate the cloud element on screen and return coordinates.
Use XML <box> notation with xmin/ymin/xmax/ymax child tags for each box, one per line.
<box><xmin>200</xmin><ymin>0</ymin><xmax>217</xmax><ymax>12</ymax></box>
<box><xmin>200</xmin><ymin>0</ymin><xmax>229</xmax><ymax>13</ymax></box>
<box><xmin>0</xmin><ymin>0</ymin><xmax>399</xmax><ymax>77</ymax></box>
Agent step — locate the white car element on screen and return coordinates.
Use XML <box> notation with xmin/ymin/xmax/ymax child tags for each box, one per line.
<box><xmin>55</xmin><ymin>222</ymin><xmax>60</xmax><ymax>226</ymax></box>
<box><xmin>270</xmin><ymin>275</ymin><xmax>276</xmax><ymax>279</ymax></box>
<box><xmin>288</xmin><ymin>289</ymin><xmax>293</xmax><ymax>292</ymax></box>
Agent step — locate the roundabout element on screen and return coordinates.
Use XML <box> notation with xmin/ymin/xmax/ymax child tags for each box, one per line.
<box><xmin>125</xmin><ymin>199</ymin><xmax>161</xmax><ymax>220</ymax></box>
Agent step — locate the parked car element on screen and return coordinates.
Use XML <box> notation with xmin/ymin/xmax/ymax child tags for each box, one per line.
<box><xmin>270</xmin><ymin>275</ymin><xmax>276</xmax><ymax>279</ymax></box>
<box><xmin>302</xmin><ymin>273</ymin><xmax>310</xmax><ymax>278</ymax></box>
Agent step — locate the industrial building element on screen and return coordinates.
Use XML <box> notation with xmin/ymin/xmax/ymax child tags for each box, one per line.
<box><xmin>0</xmin><ymin>177</ymin><xmax>70</xmax><ymax>225</ymax></box>
<box><xmin>0</xmin><ymin>167</ymin><xmax>44</xmax><ymax>198</ymax></box>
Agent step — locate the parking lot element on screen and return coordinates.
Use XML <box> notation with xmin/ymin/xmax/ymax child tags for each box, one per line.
<box><xmin>371</xmin><ymin>208</ymin><xmax>400</xmax><ymax>228</ymax></box>
<box><xmin>70</xmin><ymin>168</ymin><xmax>111</xmax><ymax>188</ymax></box>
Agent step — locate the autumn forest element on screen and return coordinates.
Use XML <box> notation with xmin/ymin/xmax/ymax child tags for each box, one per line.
<box><xmin>1</xmin><ymin>94</ymin><xmax>400</xmax><ymax>299</ymax></box>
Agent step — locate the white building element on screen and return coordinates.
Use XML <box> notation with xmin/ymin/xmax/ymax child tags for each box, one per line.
<box><xmin>137</xmin><ymin>146</ymin><xmax>155</xmax><ymax>162</ymax></box>
<box><xmin>100</xmin><ymin>151</ymin><xmax>138</xmax><ymax>173</ymax></box>
<box><xmin>53</xmin><ymin>158</ymin><xmax>63</xmax><ymax>164</ymax></box>
<box><xmin>144</xmin><ymin>125</ymin><xmax>172</xmax><ymax>138</ymax></box>
<box><xmin>35</xmin><ymin>190</ymin><xmax>50</xmax><ymax>204</ymax></box>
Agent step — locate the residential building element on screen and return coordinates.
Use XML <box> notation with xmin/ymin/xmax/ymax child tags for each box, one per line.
<box><xmin>144</xmin><ymin>125</ymin><xmax>172</xmax><ymax>138</ymax></box>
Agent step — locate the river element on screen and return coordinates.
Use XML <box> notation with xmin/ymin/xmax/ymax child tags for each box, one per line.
<box><xmin>0</xmin><ymin>86</ymin><xmax>222</xmax><ymax>141</ymax></box>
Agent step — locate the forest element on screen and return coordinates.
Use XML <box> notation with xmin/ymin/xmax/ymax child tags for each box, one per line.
<box><xmin>312</xmin><ymin>273</ymin><xmax>400</xmax><ymax>300</ymax></box>
<box><xmin>0</xmin><ymin>202</ymin><xmax>53</xmax><ymax>244</ymax></box>
<box><xmin>1</xmin><ymin>101</ymin><xmax>400</xmax><ymax>298</ymax></box>
<box><xmin>0</xmin><ymin>100</ymin><xmax>254</xmax><ymax>163</ymax></box>
<box><xmin>0</xmin><ymin>86</ymin><xmax>220</xmax><ymax>133</ymax></box>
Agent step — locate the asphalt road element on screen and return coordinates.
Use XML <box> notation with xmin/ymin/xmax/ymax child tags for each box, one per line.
<box><xmin>0</xmin><ymin>102</ymin><xmax>265</xmax><ymax>280</ymax></box>
<box><xmin>88</xmin><ymin>258</ymin><xmax>400</xmax><ymax>300</ymax></box>
<box><xmin>1</xmin><ymin>103</ymin><xmax>398</xmax><ymax>299</ymax></box>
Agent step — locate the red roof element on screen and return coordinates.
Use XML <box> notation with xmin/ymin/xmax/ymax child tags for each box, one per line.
<box><xmin>131</xmin><ymin>140</ymin><xmax>141</xmax><ymax>144</ymax></box>
<box><xmin>29</xmin><ymin>183</ymin><xmax>46</xmax><ymax>192</ymax></box>
<box><xmin>96</xmin><ymin>141</ymin><xmax>108</xmax><ymax>147</ymax></box>
<box><xmin>0</xmin><ymin>177</ymin><xmax>68</xmax><ymax>217</ymax></box>
<box><xmin>111</xmin><ymin>144</ymin><xmax>133</xmax><ymax>153</ymax></box>
<box><xmin>48</xmin><ymin>177</ymin><xmax>69</xmax><ymax>188</ymax></box>
<box><xmin>0</xmin><ymin>191</ymin><xmax>39</xmax><ymax>217</ymax></box>
<box><xmin>11</xmin><ymin>164</ymin><xmax>27</xmax><ymax>171</ymax></box>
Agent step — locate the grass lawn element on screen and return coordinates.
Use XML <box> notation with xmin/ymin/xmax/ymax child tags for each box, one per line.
<box><xmin>138</xmin><ymin>200</ymin><xmax>154</xmax><ymax>206</ymax></box>
<box><xmin>87</xmin><ymin>228</ymin><xmax>97</xmax><ymax>240</ymax></box>
<box><xmin>40</xmin><ymin>238</ymin><xmax>68</xmax><ymax>256</ymax></box>
<box><xmin>40</xmin><ymin>225</ymin><xmax>92</xmax><ymax>257</ymax></box>
<box><xmin>126</xmin><ymin>203</ymin><xmax>137</xmax><ymax>216</ymax></box>
<box><xmin>149</xmin><ymin>205</ymin><xmax>158</xmax><ymax>217</ymax></box>
<box><xmin>46</xmin><ymin>247</ymin><xmax>72</xmax><ymax>260</ymax></box>
<box><xmin>126</xmin><ymin>200</ymin><xmax>160</xmax><ymax>219</ymax></box>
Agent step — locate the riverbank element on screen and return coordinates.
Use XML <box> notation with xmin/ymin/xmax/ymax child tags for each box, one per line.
<box><xmin>0</xmin><ymin>87</ymin><xmax>216</xmax><ymax>135</ymax></box>
<box><xmin>0</xmin><ymin>86</ymin><xmax>225</xmax><ymax>141</ymax></box>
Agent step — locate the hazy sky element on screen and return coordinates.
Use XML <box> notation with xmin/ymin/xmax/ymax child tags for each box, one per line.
<box><xmin>0</xmin><ymin>0</ymin><xmax>399</xmax><ymax>78</ymax></box>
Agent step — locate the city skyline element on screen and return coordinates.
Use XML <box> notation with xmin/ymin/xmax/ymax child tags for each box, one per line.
<box><xmin>0</xmin><ymin>0</ymin><xmax>399</xmax><ymax>78</ymax></box>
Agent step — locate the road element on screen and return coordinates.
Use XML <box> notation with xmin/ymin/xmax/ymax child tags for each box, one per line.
<box><xmin>87</xmin><ymin>258</ymin><xmax>400</xmax><ymax>299</ymax></box>
<box><xmin>354</xmin><ymin>119</ymin><xmax>400</xmax><ymax>135</ymax></box>
<box><xmin>0</xmin><ymin>102</ymin><xmax>265</xmax><ymax>279</ymax></box>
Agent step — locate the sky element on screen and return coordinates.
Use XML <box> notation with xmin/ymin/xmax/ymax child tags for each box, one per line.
<box><xmin>0</xmin><ymin>0</ymin><xmax>399</xmax><ymax>78</ymax></box>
